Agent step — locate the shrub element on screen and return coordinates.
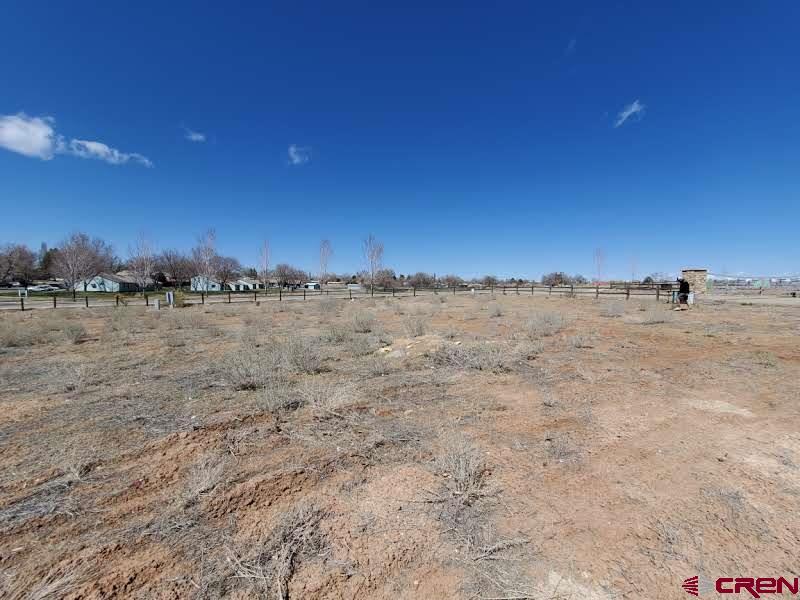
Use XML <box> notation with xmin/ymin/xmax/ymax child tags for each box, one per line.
<box><xmin>321</xmin><ymin>324</ymin><xmax>352</xmax><ymax>345</ymax></box>
<box><xmin>568</xmin><ymin>334</ymin><xmax>592</xmax><ymax>349</ymax></box>
<box><xmin>220</xmin><ymin>341</ymin><xmax>285</xmax><ymax>390</ymax></box>
<box><xmin>641</xmin><ymin>307</ymin><xmax>673</xmax><ymax>325</ymax></box>
<box><xmin>488</xmin><ymin>303</ymin><xmax>503</xmax><ymax>318</ymax></box>
<box><xmin>402</xmin><ymin>314</ymin><xmax>429</xmax><ymax>337</ymax></box>
<box><xmin>317</xmin><ymin>296</ymin><xmax>338</xmax><ymax>316</ymax></box>
<box><xmin>600</xmin><ymin>301</ymin><xmax>625</xmax><ymax>318</ymax></box>
<box><xmin>297</xmin><ymin>378</ymin><xmax>357</xmax><ymax>416</ymax></box>
<box><xmin>0</xmin><ymin>320</ymin><xmax>36</xmax><ymax>347</ymax></box>
<box><xmin>524</xmin><ymin>312</ymin><xmax>565</xmax><ymax>338</ymax></box>
<box><xmin>350</xmin><ymin>310</ymin><xmax>376</xmax><ymax>333</ymax></box>
<box><xmin>432</xmin><ymin>342</ymin><xmax>512</xmax><ymax>373</ymax></box>
<box><xmin>285</xmin><ymin>336</ymin><xmax>325</xmax><ymax>374</ymax></box>
<box><xmin>62</xmin><ymin>323</ymin><xmax>86</xmax><ymax>344</ymax></box>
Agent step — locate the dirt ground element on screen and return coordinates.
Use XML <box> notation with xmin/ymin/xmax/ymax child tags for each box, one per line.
<box><xmin>1</xmin><ymin>293</ymin><xmax>799</xmax><ymax>599</ymax></box>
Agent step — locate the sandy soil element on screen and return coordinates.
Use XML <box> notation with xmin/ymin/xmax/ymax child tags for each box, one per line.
<box><xmin>1</xmin><ymin>294</ymin><xmax>799</xmax><ymax>599</ymax></box>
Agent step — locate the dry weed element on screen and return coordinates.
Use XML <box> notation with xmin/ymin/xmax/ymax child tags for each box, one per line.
<box><xmin>524</xmin><ymin>311</ymin><xmax>566</xmax><ymax>337</ymax></box>
<box><xmin>225</xmin><ymin>503</ymin><xmax>325</xmax><ymax>600</ymax></box>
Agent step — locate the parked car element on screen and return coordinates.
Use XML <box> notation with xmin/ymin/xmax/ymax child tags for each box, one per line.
<box><xmin>27</xmin><ymin>284</ymin><xmax>61</xmax><ymax>292</ymax></box>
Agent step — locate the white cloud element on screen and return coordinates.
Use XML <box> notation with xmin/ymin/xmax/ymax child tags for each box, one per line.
<box><xmin>0</xmin><ymin>112</ymin><xmax>152</xmax><ymax>167</ymax></box>
<box><xmin>0</xmin><ymin>113</ymin><xmax>59</xmax><ymax>159</ymax></box>
<box><xmin>184</xmin><ymin>128</ymin><xmax>206</xmax><ymax>142</ymax></box>
<box><xmin>614</xmin><ymin>99</ymin><xmax>645</xmax><ymax>128</ymax></box>
<box><xmin>66</xmin><ymin>139</ymin><xmax>153</xmax><ymax>167</ymax></box>
<box><xmin>288</xmin><ymin>144</ymin><xmax>311</xmax><ymax>165</ymax></box>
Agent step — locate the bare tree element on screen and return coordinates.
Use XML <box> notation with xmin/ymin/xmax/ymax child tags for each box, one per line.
<box><xmin>157</xmin><ymin>249</ymin><xmax>193</xmax><ymax>290</ymax></box>
<box><xmin>0</xmin><ymin>244</ymin><xmax>37</xmax><ymax>285</ymax></box>
<box><xmin>319</xmin><ymin>239</ymin><xmax>333</xmax><ymax>283</ymax></box>
<box><xmin>408</xmin><ymin>272</ymin><xmax>434</xmax><ymax>288</ymax></box>
<box><xmin>362</xmin><ymin>234</ymin><xmax>384</xmax><ymax>290</ymax></box>
<box><xmin>191</xmin><ymin>229</ymin><xmax>218</xmax><ymax>291</ymax></box>
<box><xmin>127</xmin><ymin>234</ymin><xmax>156</xmax><ymax>293</ymax></box>
<box><xmin>258</xmin><ymin>240</ymin><xmax>271</xmax><ymax>289</ymax></box>
<box><xmin>215</xmin><ymin>256</ymin><xmax>241</xmax><ymax>291</ymax></box>
<box><xmin>52</xmin><ymin>233</ymin><xmax>114</xmax><ymax>296</ymax></box>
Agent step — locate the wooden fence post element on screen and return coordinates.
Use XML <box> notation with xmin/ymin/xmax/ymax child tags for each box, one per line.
<box><xmin>54</xmin><ymin>295</ymin><xmax>58</xmax><ymax>308</ymax></box>
<box><xmin>371</xmin><ymin>286</ymin><xmax>374</xmax><ymax>297</ymax></box>
<box><xmin>626</xmin><ymin>286</ymin><xmax>630</xmax><ymax>300</ymax></box>
<box><xmin>392</xmin><ymin>287</ymin><xmax>395</xmax><ymax>297</ymax></box>
<box><xmin>201</xmin><ymin>292</ymin><xmax>205</xmax><ymax>304</ymax></box>
<box><xmin>656</xmin><ymin>287</ymin><xmax>660</xmax><ymax>302</ymax></box>
<box><xmin>349</xmin><ymin>289</ymin><xmax>352</xmax><ymax>300</ymax></box>
<box><xmin>595</xmin><ymin>285</ymin><xmax>599</xmax><ymax>299</ymax></box>
<box><xmin>531</xmin><ymin>285</ymin><xmax>534</xmax><ymax>296</ymax></box>
<box><xmin>227</xmin><ymin>292</ymin><xmax>231</xmax><ymax>304</ymax></box>
<box><xmin>303</xmin><ymin>289</ymin><xmax>306</xmax><ymax>300</ymax></box>
<box><xmin>85</xmin><ymin>296</ymin><xmax>89</xmax><ymax>308</ymax></box>
<box><xmin>115</xmin><ymin>295</ymin><xmax>119</xmax><ymax>307</ymax></box>
<box><xmin>413</xmin><ymin>287</ymin><xmax>416</xmax><ymax>297</ymax></box>
<box><xmin>254</xmin><ymin>291</ymin><xmax>257</xmax><ymax>303</ymax></box>
<box><xmin>549</xmin><ymin>285</ymin><xmax>552</xmax><ymax>296</ymax></box>
<box><xmin>279</xmin><ymin>288</ymin><xmax>282</xmax><ymax>301</ymax></box>
<box><xmin>145</xmin><ymin>294</ymin><xmax>149</xmax><ymax>307</ymax></box>
<box><xmin>20</xmin><ymin>297</ymin><xmax>24</xmax><ymax>311</ymax></box>
<box><xmin>570</xmin><ymin>284</ymin><xmax>574</xmax><ymax>297</ymax></box>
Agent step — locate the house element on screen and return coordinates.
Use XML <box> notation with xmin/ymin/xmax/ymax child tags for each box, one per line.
<box><xmin>191</xmin><ymin>275</ymin><xmax>223</xmax><ymax>292</ymax></box>
<box><xmin>230</xmin><ymin>277</ymin><xmax>267</xmax><ymax>291</ymax></box>
<box><xmin>303</xmin><ymin>281</ymin><xmax>321</xmax><ymax>290</ymax></box>
<box><xmin>191</xmin><ymin>276</ymin><xmax>270</xmax><ymax>292</ymax></box>
<box><xmin>74</xmin><ymin>272</ymin><xmax>142</xmax><ymax>293</ymax></box>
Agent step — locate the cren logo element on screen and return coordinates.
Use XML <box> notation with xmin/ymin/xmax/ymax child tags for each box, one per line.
<box><xmin>683</xmin><ymin>575</ymin><xmax>699</xmax><ymax>596</ymax></box>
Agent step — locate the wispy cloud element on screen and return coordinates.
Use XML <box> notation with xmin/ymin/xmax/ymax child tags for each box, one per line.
<box><xmin>0</xmin><ymin>112</ymin><xmax>152</xmax><ymax>167</ymax></box>
<box><xmin>288</xmin><ymin>144</ymin><xmax>311</xmax><ymax>165</ymax></box>
<box><xmin>184</xmin><ymin>127</ymin><xmax>206</xmax><ymax>142</ymax></box>
<box><xmin>565</xmin><ymin>37</ymin><xmax>577</xmax><ymax>56</ymax></box>
<box><xmin>614</xmin><ymin>99</ymin><xmax>645</xmax><ymax>128</ymax></box>
<box><xmin>65</xmin><ymin>139</ymin><xmax>152</xmax><ymax>167</ymax></box>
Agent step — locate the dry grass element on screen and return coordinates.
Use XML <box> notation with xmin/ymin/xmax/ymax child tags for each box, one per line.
<box><xmin>601</xmin><ymin>301</ymin><xmax>625</xmax><ymax>318</ymax></box>
<box><xmin>524</xmin><ymin>311</ymin><xmax>566</xmax><ymax>337</ymax></box>
<box><xmin>641</xmin><ymin>306</ymin><xmax>674</xmax><ymax>324</ymax></box>
<box><xmin>225</xmin><ymin>503</ymin><xmax>325</xmax><ymax>600</ymax></box>
<box><xmin>402</xmin><ymin>314</ymin><xmax>430</xmax><ymax>337</ymax></box>
<box><xmin>349</xmin><ymin>310</ymin><xmax>376</xmax><ymax>333</ymax></box>
<box><xmin>432</xmin><ymin>342</ymin><xmax>514</xmax><ymax>373</ymax></box>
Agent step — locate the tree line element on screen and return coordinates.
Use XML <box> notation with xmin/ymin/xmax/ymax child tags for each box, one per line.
<box><xmin>2</xmin><ymin>231</ymin><xmax>602</xmax><ymax>291</ymax></box>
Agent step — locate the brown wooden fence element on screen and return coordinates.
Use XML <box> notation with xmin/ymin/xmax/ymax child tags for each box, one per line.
<box><xmin>0</xmin><ymin>283</ymin><xmax>679</xmax><ymax>312</ymax></box>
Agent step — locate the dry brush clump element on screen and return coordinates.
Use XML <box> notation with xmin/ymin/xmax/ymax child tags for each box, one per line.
<box><xmin>0</xmin><ymin>319</ymin><xmax>38</xmax><ymax>348</ymax></box>
<box><xmin>402</xmin><ymin>313</ymin><xmax>430</xmax><ymax>337</ymax></box>
<box><xmin>432</xmin><ymin>342</ymin><xmax>512</xmax><ymax>373</ymax></box>
<box><xmin>225</xmin><ymin>503</ymin><xmax>326</xmax><ymax>600</ymax></box>
<box><xmin>601</xmin><ymin>301</ymin><xmax>626</xmax><ymax>318</ymax></box>
<box><xmin>641</xmin><ymin>306</ymin><xmax>674</xmax><ymax>324</ymax></box>
<box><xmin>488</xmin><ymin>302</ymin><xmax>503</xmax><ymax>318</ymax></box>
<box><xmin>296</xmin><ymin>378</ymin><xmax>358</xmax><ymax>417</ymax></box>
<box><xmin>523</xmin><ymin>311</ymin><xmax>566</xmax><ymax>338</ymax></box>
<box><xmin>349</xmin><ymin>309</ymin><xmax>376</xmax><ymax>333</ymax></box>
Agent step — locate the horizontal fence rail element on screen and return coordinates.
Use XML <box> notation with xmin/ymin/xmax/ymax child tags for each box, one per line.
<box><xmin>0</xmin><ymin>283</ymin><xmax>683</xmax><ymax>312</ymax></box>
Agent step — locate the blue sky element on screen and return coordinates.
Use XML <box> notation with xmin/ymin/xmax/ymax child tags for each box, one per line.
<box><xmin>1</xmin><ymin>1</ymin><xmax>798</xmax><ymax>279</ymax></box>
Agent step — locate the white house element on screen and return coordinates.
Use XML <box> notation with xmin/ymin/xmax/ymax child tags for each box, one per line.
<box><xmin>74</xmin><ymin>272</ymin><xmax>142</xmax><ymax>293</ymax></box>
<box><xmin>191</xmin><ymin>275</ymin><xmax>223</xmax><ymax>292</ymax></box>
<box><xmin>303</xmin><ymin>281</ymin><xmax>321</xmax><ymax>290</ymax></box>
<box><xmin>191</xmin><ymin>276</ymin><xmax>269</xmax><ymax>292</ymax></box>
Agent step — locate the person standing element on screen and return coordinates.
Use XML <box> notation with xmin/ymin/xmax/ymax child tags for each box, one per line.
<box><xmin>677</xmin><ymin>277</ymin><xmax>691</xmax><ymax>309</ymax></box>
